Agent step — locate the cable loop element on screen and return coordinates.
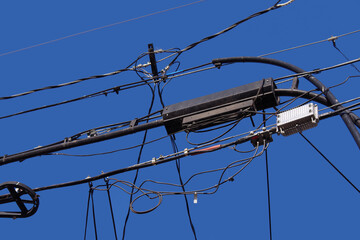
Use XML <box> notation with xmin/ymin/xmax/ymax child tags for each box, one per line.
<box><xmin>130</xmin><ymin>192</ymin><xmax>163</xmax><ymax>214</ymax></box>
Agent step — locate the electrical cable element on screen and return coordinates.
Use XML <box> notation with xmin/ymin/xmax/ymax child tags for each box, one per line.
<box><xmin>156</xmin><ymin>74</ymin><xmax>198</xmax><ymax>240</ymax></box>
<box><xmin>259</xmin><ymin>29</ymin><xmax>360</xmax><ymax>57</ymax></box>
<box><xmin>161</xmin><ymin>0</ymin><xmax>294</xmax><ymax>74</ymax></box>
<box><xmin>171</xmin><ymin>135</ymin><xmax>198</xmax><ymax>240</ymax></box>
<box><xmin>105</xmin><ymin>178</ymin><xmax>118</xmax><ymax>240</ymax></box>
<box><xmin>330</xmin><ymin>39</ymin><xmax>360</xmax><ymax>73</ymax></box>
<box><xmin>299</xmin><ymin>132</ymin><xmax>360</xmax><ymax>194</ymax></box>
<box><xmin>186</xmin><ymin>117</ymin><xmax>243</xmax><ymax>146</ymax></box>
<box><xmin>28</xmin><ymin>126</ymin><xmax>276</xmax><ymax>193</ymax></box>
<box><xmin>90</xmin><ymin>186</ymin><xmax>98</xmax><ymax>240</ymax></box>
<box><xmin>212</xmin><ymin>56</ymin><xmax>360</xmax><ymax>149</ymax></box>
<box><xmin>272</xmin><ymin>57</ymin><xmax>360</xmax><ymax>82</ymax></box>
<box><xmin>0</xmin><ymin>60</ymin><xmax>213</xmax><ymax>120</ymax></box>
<box><xmin>83</xmin><ymin>186</ymin><xmax>92</xmax><ymax>240</ymax></box>
<box><xmin>0</xmin><ymin>0</ymin><xmax>206</xmax><ymax>58</ymax></box>
<box><xmin>48</xmin><ymin>135</ymin><xmax>168</xmax><ymax>157</ymax></box>
<box><xmin>320</xmin><ymin>100</ymin><xmax>360</xmax><ymax>121</ymax></box>
<box><xmin>263</xmin><ymin>112</ymin><xmax>273</xmax><ymax>240</ymax></box>
<box><xmin>121</xmin><ymin>80</ymin><xmax>156</xmax><ymax>240</ymax></box>
<box><xmin>0</xmin><ymin>80</ymin><xmax>151</xmax><ymax>120</ymax></box>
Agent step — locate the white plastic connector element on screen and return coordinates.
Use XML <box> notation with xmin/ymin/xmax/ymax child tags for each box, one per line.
<box><xmin>277</xmin><ymin>103</ymin><xmax>319</xmax><ymax>136</ymax></box>
<box><xmin>193</xmin><ymin>192</ymin><xmax>198</xmax><ymax>204</ymax></box>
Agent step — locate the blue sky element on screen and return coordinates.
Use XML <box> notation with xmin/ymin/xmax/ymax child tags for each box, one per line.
<box><xmin>0</xmin><ymin>0</ymin><xmax>359</xmax><ymax>239</ymax></box>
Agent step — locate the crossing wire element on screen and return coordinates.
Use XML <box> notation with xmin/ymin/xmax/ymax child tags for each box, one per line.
<box><xmin>0</xmin><ymin>0</ymin><xmax>206</xmax><ymax>58</ymax></box>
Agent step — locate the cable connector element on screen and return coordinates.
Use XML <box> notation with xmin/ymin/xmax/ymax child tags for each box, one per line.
<box><xmin>250</xmin><ymin>130</ymin><xmax>273</xmax><ymax>147</ymax></box>
<box><xmin>277</xmin><ymin>103</ymin><xmax>319</xmax><ymax>136</ymax></box>
<box><xmin>193</xmin><ymin>192</ymin><xmax>198</xmax><ymax>204</ymax></box>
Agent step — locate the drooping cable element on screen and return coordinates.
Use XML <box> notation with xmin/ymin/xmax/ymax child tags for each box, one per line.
<box><xmin>263</xmin><ymin>112</ymin><xmax>273</xmax><ymax>240</ymax></box>
<box><xmin>171</xmin><ymin>135</ymin><xmax>198</xmax><ymax>240</ymax></box>
<box><xmin>299</xmin><ymin>132</ymin><xmax>360</xmax><ymax>194</ymax></box>
<box><xmin>157</xmin><ymin>76</ymin><xmax>198</xmax><ymax>239</ymax></box>
<box><xmin>121</xmin><ymin>82</ymin><xmax>156</xmax><ymax>240</ymax></box>
<box><xmin>90</xmin><ymin>186</ymin><xmax>99</xmax><ymax>240</ymax></box>
<box><xmin>83</xmin><ymin>185</ymin><xmax>92</xmax><ymax>240</ymax></box>
<box><xmin>105</xmin><ymin>178</ymin><xmax>118</xmax><ymax>240</ymax></box>
<box><xmin>330</xmin><ymin>39</ymin><xmax>360</xmax><ymax>73</ymax></box>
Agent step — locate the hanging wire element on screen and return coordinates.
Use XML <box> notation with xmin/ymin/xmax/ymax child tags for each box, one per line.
<box><xmin>259</xmin><ymin>29</ymin><xmax>360</xmax><ymax>57</ymax></box>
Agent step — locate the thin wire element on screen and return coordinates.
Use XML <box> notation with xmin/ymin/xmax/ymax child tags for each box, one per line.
<box><xmin>273</xmin><ymin>57</ymin><xmax>360</xmax><ymax>82</ymax></box>
<box><xmin>320</xmin><ymin>100</ymin><xmax>360</xmax><ymax>120</ymax></box>
<box><xmin>29</xmin><ymin>126</ymin><xmax>276</xmax><ymax>193</ymax></box>
<box><xmin>48</xmin><ymin>135</ymin><xmax>168</xmax><ymax>157</ymax></box>
<box><xmin>121</xmin><ymin>82</ymin><xmax>156</xmax><ymax>240</ymax></box>
<box><xmin>263</xmin><ymin>112</ymin><xmax>273</xmax><ymax>240</ymax></box>
<box><xmin>319</xmin><ymin>93</ymin><xmax>360</xmax><ymax>112</ymax></box>
<box><xmin>330</xmin><ymin>39</ymin><xmax>360</xmax><ymax>73</ymax></box>
<box><xmin>83</xmin><ymin>188</ymin><xmax>92</xmax><ymax>240</ymax></box>
<box><xmin>299</xmin><ymin>132</ymin><xmax>360</xmax><ymax>194</ymax></box>
<box><xmin>259</xmin><ymin>29</ymin><xmax>360</xmax><ymax>57</ymax></box>
<box><xmin>161</xmin><ymin>0</ymin><xmax>291</xmax><ymax>73</ymax></box>
<box><xmin>0</xmin><ymin>0</ymin><xmax>206</xmax><ymax>58</ymax></box>
<box><xmin>90</xmin><ymin>188</ymin><xmax>98</xmax><ymax>240</ymax></box>
<box><xmin>0</xmin><ymin>60</ymin><xmax>213</xmax><ymax>120</ymax></box>
<box><xmin>157</xmin><ymin>72</ymin><xmax>198</xmax><ymax>239</ymax></box>
<box><xmin>105</xmin><ymin>179</ymin><xmax>118</xmax><ymax>240</ymax></box>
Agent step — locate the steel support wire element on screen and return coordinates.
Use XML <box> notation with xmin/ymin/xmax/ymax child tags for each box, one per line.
<box><xmin>0</xmin><ymin>88</ymin><xmax>333</xmax><ymax>166</ymax></box>
<box><xmin>0</xmin><ymin>119</ymin><xmax>164</xmax><ymax>166</ymax></box>
<box><xmin>299</xmin><ymin>132</ymin><xmax>360</xmax><ymax>194</ymax></box>
<box><xmin>28</xmin><ymin>127</ymin><xmax>277</xmax><ymax>193</ymax></box>
<box><xmin>212</xmin><ymin>56</ymin><xmax>360</xmax><ymax>149</ymax></box>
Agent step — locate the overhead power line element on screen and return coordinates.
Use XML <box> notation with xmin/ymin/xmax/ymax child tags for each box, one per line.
<box><xmin>259</xmin><ymin>29</ymin><xmax>360</xmax><ymax>57</ymax></box>
<box><xmin>0</xmin><ymin>0</ymin><xmax>206</xmax><ymax>58</ymax></box>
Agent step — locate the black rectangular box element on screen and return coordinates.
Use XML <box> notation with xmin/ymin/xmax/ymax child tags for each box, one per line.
<box><xmin>162</xmin><ymin>78</ymin><xmax>279</xmax><ymax>134</ymax></box>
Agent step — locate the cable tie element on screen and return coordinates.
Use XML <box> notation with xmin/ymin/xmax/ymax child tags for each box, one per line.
<box><xmin>193</xmin><ymin>192</ymin><xmax>198</xmax><ymax>204</ymax></box>
<box><xmin>184</xmin><ymin>148</ymin><xmax>189</xmax><ymax>156</ymax></box>
<box><xmin>327</xmin><ymin>35</ymin><xmax>339</xmax><ymax>42</ymax></box>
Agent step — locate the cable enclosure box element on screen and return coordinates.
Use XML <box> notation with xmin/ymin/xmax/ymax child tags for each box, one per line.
<box><xmin>162</xmin><ymin>78</ymin><xmax>279</xmax><ymax>134</ymax></box>
<box><xmin>277</xmin><ymin>103</ymin><xmax>319</xmax><ymax>136</ymax></box>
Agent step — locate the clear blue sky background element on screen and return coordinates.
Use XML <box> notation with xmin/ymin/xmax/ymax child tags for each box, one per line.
<box><xmin>0</xmin><ymin>0</ymin><xmax>359</xmax><ymax>239</ymax></box>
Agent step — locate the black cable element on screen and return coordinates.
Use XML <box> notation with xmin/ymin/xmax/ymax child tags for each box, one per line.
<box><xmin>48</xmin><ymin>135</ymin><xmax>168</xmax><ymax>157</ymax></box>
<box><xmin>331</xmin><ymin>40</ymin><xmax>360</xmax><ymax>73</ymax></box>
<box><xmin>90</xmin><ymin>187</ymin><xmax>99</xmax><ymax>240</ymax></box>
<box><xmin>83</xmin><ymin>186</ymin><xmax>92</xmax><ymax>240</ymax></box>
<box><xmin>171</xmin><ymin>135</ymin><xmax>198</xmax><ymax>240</ymax></box>
<box><xmin>157</xmin><ymin>76</ymin><xmax>198</xmax><ymax>239</ymax></box>
<box><xmin>163</xmin><ymin>1</ymin><xmax>286</xmax><ymax>73</ymax></box>
<box><xmin>0</xmin><ymin>76</ymin><xmax>157</xmax><ymax>120</ymax></box>
<box><xmin>299</xmin><ymin>132</ymin><xmax>360</xmax><ymax>194</ymax></box>
<box><xmin>29</xmin><ymin>127</ymin><xmax>276</xmax><ymax>193</ymax></box>
<box><xmin>105</xmin><ymin>178</ymin><xmax>118</xmax><ymax>240</ymax></box>
<box><xmin>186</xmin><ymin>117</ymin><xmax>243</xmax><ymax>146</ymax></box>
<box><xmin>121</xmin><ymin>80</ymin><xmax>156</xmax><ymax>240</ymax></box>
<box><xmin>212</xmin><ymin>56</ymin><xmax>360</xmax><ymax>149</ymax></box>
<box><xmin>263</xmin><ymin>112</ymin><xmax>273</xmax><ymax>240</ymax></box>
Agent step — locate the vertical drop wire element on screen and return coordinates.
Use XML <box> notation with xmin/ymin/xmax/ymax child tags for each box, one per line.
<box><xmin>263</xmin><ymin>112</ymin><xmax>273</xmax><ymax>240</ymax></box>
<box><xmin>106</xmin><ymin>179</ymin><xmax>118</xmax><ymax>240</ymax></box>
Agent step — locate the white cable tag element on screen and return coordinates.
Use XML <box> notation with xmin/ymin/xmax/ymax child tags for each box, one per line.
<box><xmin>193</xmin><ymin>192</ymin><xmax>198</xmax><ymax>204</ymax></box>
